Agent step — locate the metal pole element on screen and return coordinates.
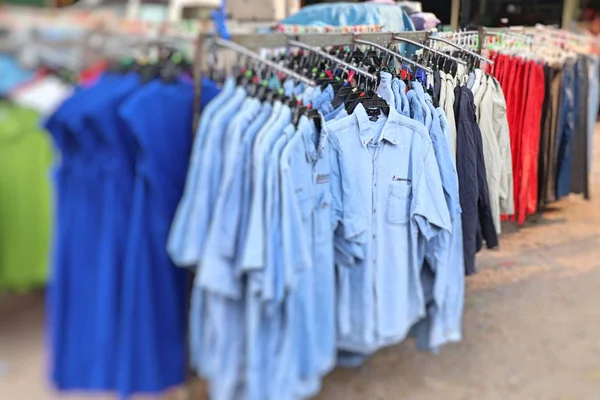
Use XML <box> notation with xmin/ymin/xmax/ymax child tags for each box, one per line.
<box><xmin>450</xmin><ymin>0</ymin><xmax>460</xmax><ymax>31</ymax></box>
<box><xmin>562</xmin><ymin>0</ymin><xmax>577</xmax><ymax>29</ymax></box>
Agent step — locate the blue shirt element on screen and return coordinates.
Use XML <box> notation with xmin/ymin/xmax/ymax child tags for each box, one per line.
<box><xmin>198</xmin><ymin>98</ymin><xmax>262</xmax><ymax>298</ymax></box>
<box><xmin>411</xmin><ymin>81</ymin><xmax>432</xmax><ymax>131</ymax></box>
<box><xmin>392</xmin><ymin>78</ymin><xmax>410</xmax><ymax>117</ymax></box>
<box><xmin>376</xmin><ymin>71</ymin><xmax>395</xmax><ymax>107</ymax></box>
<box><xmin>241</xmin><ymin>102</ymin><xmax>291</xmax><ymax>274</ymax></box>
<box><xmin>244</xmin><ymin>105</ymin><xmax>293</xmax><ymax>400</ymax></box>
<box><xmin>407</xmin><ymin>89</ymin><xmax>427</xmax><ymax>126</ymax></box>
<box><xmin>168</xmin><ymin>77</ymin><xmax>235</xmax><ymax>268</ymax></box>
<box><xmin>278</xmin><ymin>115</ymin><xmax>335</xmax><ymax>398</ymax></box>
<box><xmin>410</xmin><ymin>94</ymin><xmax>464</xmax><ymax>351</ymax></box>
<box><xmin>190</xmin><ymin>87</ymin><xmax>247</xmax><ymax>270</ymax></box>
<box><xmin>264</xmin><ymin>124</ymin><xmax>297</xmax><ymax>304</ymax></box>
<box><xmin>327</xmin><ymin>103</ymin><xmax>451</xmax><ymax>354</ymax></box>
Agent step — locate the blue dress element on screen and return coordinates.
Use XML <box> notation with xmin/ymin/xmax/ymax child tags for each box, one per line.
<box><xmin>80</xmin><ymin>73</ymin><xmax>142</xmax><ymax>389</ymax></box>
<box><xmin>116</xmin><ymin>79</ymin><xmax>193</xmax><ymax>396</ymax></box>
<box><xmin>44</xmin><ymin>74</ymin><xmax>119</xmax><ymax>390</ymax></box>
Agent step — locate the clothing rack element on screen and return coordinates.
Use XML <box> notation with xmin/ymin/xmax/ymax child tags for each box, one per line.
<box><xmin>192</xmin><ymin>30</ymin><xmax>430</xmax><ymax>130</ymax></box>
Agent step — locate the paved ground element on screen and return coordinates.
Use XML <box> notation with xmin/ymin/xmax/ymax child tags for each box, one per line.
<box><xmin>3</xmin><ymin>127</ymin><xmax>600</xmax><ymax>399</ymax></box>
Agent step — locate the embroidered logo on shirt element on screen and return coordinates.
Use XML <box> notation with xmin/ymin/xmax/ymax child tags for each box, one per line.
<box><xmin>316</xmin><ymin>174</ymin><xmax>330</xmax><ymax>184</ymax></box>
<box><xmin>392</xmin><ymin>175</ymin><xmax>411</xmax><ymax>183</ymax></box>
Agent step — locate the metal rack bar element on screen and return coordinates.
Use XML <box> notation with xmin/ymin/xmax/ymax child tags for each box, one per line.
<box><xmin>205</xmin><ymin>31</ymin><xmax>430</xmax><ymax>49</ymax></box>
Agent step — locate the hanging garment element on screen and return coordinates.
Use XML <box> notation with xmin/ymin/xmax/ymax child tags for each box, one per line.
<box><xmin>45</xmin><ymin>74</ymin><xmax>120</xmax><ymax>390</ymax></box>
<box><xmin>409</xmin><ymin>88</ymin><xmax>464</xmax><ymax>351</ymax></box>
<box><xmin>0</xmin><ymin>54</ymin><xmax>35</xmax><ymax>96</ymax></box>
<box><xmin>454</xmin><ymin>85</ymin><xmax>498</xmax><ymax>275</ymax></box>
<box><xmin>330</xmin><ymin>103</ymin><xmax>451</xmax><ymax>353</ymax></box>
<box><xmin>517</xmin><ymin>61</ymin><xmax>545</xmax><ymax>225</ymax></box>
<box><xmin>116</xmin><ymin>79</ymin><xmax>192</xmax><ymax>396</ymax></box>
<box><xmin>9</xmin><ymin>75</ymin><xmax>73</xmax><ymax>116</ymax></box>
<box><xmin>538</xmin><ymin>63</ymin><xmax>557</xmax><ymax>209</ymax></box>
<box><xmin>489</xmin><ymin>77</ymin><xmax>514</xmax><ymax>219</ymax></box>
<box><xmin>587</xmin><ymin>56</ymin><xmax>600</xmax><ymax>175</ymax></box>
<box><xmin>570</xmin><ymin>56</ymin><xmax>590</xmax><ymax>199</ymax></box>
<box><xmin>476</xmin><ymin>76</ymin><xmax>503</xmax><ymax>234</ymax></box>
<box><xmin>45</xmin><ymin>73</ymin><xmax>217</xmax><ymax>398</ymax></box>
<box><xmin>556</xmin><ymin>60</ymin><xmax>576</xmax><ymax>200</ymax></box>
<box><xmin>0</xmin><ymin>101</ymin><xmax>53</xmax><ymax>292</ymax></box>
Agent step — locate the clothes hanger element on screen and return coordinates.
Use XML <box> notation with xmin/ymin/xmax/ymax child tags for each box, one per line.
<box><xmin>429</xmin><ymin>35</ymin><xmax>495</xmax><ymax>68</ymax></box>
<box><xmin>353</xmin><ymin>37</ymin><xmax>434</xmax><ymax>75</ymax></box>
<box><xmin>212</xmin><ymin>37</ymin><xmax>315</xmax><ymax>87</ymax></box>
<box><xmin>393</xmin><ymin>35</ymin><xmax>466</xmax><ymax>68</ymax></box>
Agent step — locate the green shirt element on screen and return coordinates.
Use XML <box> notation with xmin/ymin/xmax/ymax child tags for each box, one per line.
<box><xmin>0</xmin><ymin>101</ymin><xmax>54</xmax><ymax>292</ymax></box>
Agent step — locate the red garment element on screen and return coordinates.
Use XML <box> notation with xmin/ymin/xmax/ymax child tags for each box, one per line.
<box><xmin>514</xmin><ymin>61</ymin><xmax>533</xmax><ymax>224</ymax></box>
<box><xmin>492</xmin><ymin>56</ymin><xmax>546</xmax><ymax>226</ymax></box>
<box><xmin>524</xmin><ymin>63</ymin><xmax>546</xmax><ymax>219</ymax></box>
<box><xmin>79</xmin><ymin>60</ymin><xmax>108</xmax><ymax>87</ymax></box>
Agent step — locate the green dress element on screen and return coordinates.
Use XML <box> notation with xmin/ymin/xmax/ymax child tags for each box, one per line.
<box><xmin>0</xmin><ymin>101</ymin><xmax>54</xmax><ymax>292</ymax></box>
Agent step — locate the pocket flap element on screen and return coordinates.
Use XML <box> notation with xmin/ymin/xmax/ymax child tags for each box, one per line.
<box><xmin>388</xmin><ymin>181</ymin><xmax>412</xmax><ymax>199</ymax></box>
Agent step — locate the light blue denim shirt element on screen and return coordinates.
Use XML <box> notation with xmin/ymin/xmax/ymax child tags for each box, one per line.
<box><xmin>283</xmin><ymin>79</ymin><xmax>296</xmax><ymax>97</ymax></box>
<box><xmin>278</xmin><ymin>115</ymin><xmax>336</xmax><ymax>398</ymax></box>
<box><xmin>411</xmin><ymin>81</ymin><xmax>432</xmax><ymax>131</ymax></box>
<box><xmin>167</xmin><ymin>77</ymin><xmax>235</xmax><ymax>268</ymax></box>
<box><xmin>246</xmin><ymin>115</ymin><xmax>296</xmax><ymax>400</ymax></box>
<box><xmin>242</xmin><ymin>103</ymin><xmax>291</xmax><ymax>276</ymax></box>
<box><xmin>236</xmin><ymin>100</ymin><xmax>282</xmax><ymax>271</ymax></box>
<box><xmin>303</xmin><ymin>86</ymin><xmax>321</xmax><ymax>106</ymax></box>
<box><xmin>263</xmin><ymin>123</ymin><xmax>297</xmax><ymax>304</ymax></box>
<box><xmin>434</xmin><ymin>106</ymin><xmax>465</xmax><ymax>348</ymax></box>
<box><xmin>197</xmin><ymin>98</ymin><xmax>262</xmax><ymax>298</ymax></box>
<box><xmin>311</xmin><ymin>84</ymin><xmax>335</xmax><ymax>111</ymax></box>
<box><xmin>409</xmin><ymin>95</ymin><xmax>464</xmax><ymax>352</ymax></box>
<box><xmin>322</xmin><ymin>102</ymin><xmax>345</xmax><ymax>121</ymax></box>
<box><xmin>334</xmin><ymin>108</ymin><xmax>349</xmax><ymax>120</ymax></box>
<box><xmin>392</xmin><ymin>78</ymin><xmax>410</xmax><ymax>117</ymax></box>
<box><xmin>228</xmin><ymin>102</ymin><xmax>274</xmax><ymax>274</ymax></box>
<box><xmin>327</xmin><ymin>103</ymin><xmax>451</xmax><ymax>354</ymax></box>
<box><xmin>183</xmin><ymin>86</ymin><xmax>247</xmax><ymax>272</ymax></box>
<box><xmin>376</xmin><ymin>71</ymin><xmax>395</xmax><ymax>107</ymax></box>
<box><xmin>407</xmin><ymin>89</ymin><xmax>426</xmax><ymax>126</ymax></box>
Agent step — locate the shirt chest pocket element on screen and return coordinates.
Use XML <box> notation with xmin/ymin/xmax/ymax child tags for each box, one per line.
<box><xmin>386</xmin><ymin>182</ymin><xmax>412</xmax><ymax>225</ymax></box>
<box><xmin>299</xmin><ymin>190</ymin><xmax>333</xmax><ymax>244</ymax></box>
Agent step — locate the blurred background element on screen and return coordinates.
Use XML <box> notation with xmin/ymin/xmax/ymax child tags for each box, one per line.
<box><xmin>1</xmin><ymin>0</ymin><xmax>600</xmax><ymax>399</ymax></box>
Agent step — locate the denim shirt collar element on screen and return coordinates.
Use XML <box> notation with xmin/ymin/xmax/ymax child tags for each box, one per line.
<box><xmin>353</xmin><ymin>103</ymin><xmax>402</xmax><ymax>147</ymax></box>
<box><xmin>300</xmin><ymin>113</ymin><xmax>327</xmax><ymax>163</ymax></box>
<box><xmin>410</xmin><ymin>80</ymin><xmax>426</xmax><ymax>102</ymax></box>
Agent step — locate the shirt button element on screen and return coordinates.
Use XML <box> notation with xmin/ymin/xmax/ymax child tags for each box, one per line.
<box><xmin>373</xmin><ymin>208</ymin><xmax>376</xmax><ymax>214</ymax></box>
<box><xmin>322</xmin><ymin>202</ymin><xmax>328</xmax><ymax>208</ymax></box>
<box><xmin>372</xmin><ymin>234</ymin><xmax>376</xmax><ymax>239</ymax></box>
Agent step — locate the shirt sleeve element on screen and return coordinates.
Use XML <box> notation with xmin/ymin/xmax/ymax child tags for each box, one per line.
<box><xmin>167</xmin><ymin>108</ymin><xmax>217</xmax><ymax>268</ymax></box>
<box><xmin>413</xmin><ymin>148</ymin><xmax>452</xmax><ymax>241</ymax></box>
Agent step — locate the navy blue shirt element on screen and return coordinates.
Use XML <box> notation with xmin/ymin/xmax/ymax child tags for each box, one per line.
<box><xmin>454</xmin><ymin>85</ymin><xmax>498</xmax><ymax>276</ymax></box>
